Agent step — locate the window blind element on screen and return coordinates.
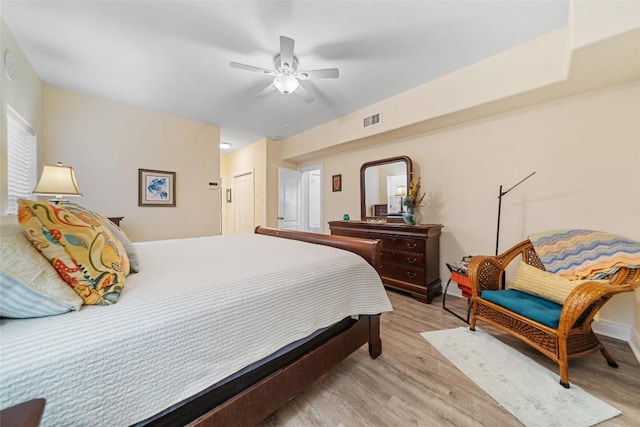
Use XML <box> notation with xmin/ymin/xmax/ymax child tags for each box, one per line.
<box><xmin>6</xmin><ymin>109</ymin><xmax>37</xmax><ymax>215</ymax></box>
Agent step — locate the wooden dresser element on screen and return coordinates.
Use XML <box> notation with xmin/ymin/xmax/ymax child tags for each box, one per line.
<box><xmin>328</xmin><ymin>221</ymin><xmax>443</xmax><ymax>303</ymax></box>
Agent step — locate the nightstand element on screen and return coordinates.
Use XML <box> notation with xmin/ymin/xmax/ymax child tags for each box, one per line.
<box><xmin>107</xmin><ymin>217</ymin><xmax>124</xmax><ymax>227</ymax></box>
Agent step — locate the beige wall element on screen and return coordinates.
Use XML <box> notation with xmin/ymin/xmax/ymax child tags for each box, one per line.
<box><xmin>298</xmin><ymin>81</ymin><xmax>639</xmax><ymax>330</ymax></box>
<box><xmin>0</xmin><ymin>20</ymin><xmax>44</xmax><ymax>214</ymax></box>
<box><xmin>220</xmin><ymin>138</ymin><xmax>266</xmax><ymax>234</ymax></box>
<box><xmin>570</xmin><ymin>0</ymin><xmax>640</xmax><ymax>49</ymax></box>
<box><xmin>220</xmin><ymin>137</ymin><xmax>296</xmax><ymax>234</ymax></box>
<box><xmin>42</xmin><ymin>86</ymin><xmax>221</xmax><ymax>242</ymax></box>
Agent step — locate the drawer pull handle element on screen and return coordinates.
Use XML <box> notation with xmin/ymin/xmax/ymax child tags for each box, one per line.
<box><xmin>407</xmin><ymin>272</ymin><xmax>417</xmax><ymax>279</ymax></box>
<box><xmin>406</xmin><ymin>257</ymin><xmax>416</xmax><ymax>264</ymax></box>
<box><xmin>406</xmin><ymin>243</ymin><xmax>417</xmax><ymax>249</ymax></box>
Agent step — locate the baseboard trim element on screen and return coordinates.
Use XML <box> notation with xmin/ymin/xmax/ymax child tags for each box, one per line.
<box><xmin>589</xmin><ymin>318</ymin><xmax>631</xmax><ymax>341</ymax></box>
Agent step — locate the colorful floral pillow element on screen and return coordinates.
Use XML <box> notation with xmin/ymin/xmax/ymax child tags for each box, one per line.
<box><xmin>18</xmin><ymin>199</ymin><xmax>127</xmax><ymax>305</ymax></box>
<box><xmin>99</xmin><ymin>217</ymin><xmax>140</xmax><ymax>273</ymax></box>
<box><xmin>61</xmin><ymin>202</ymin><xmax>138</xmax><ymax>273</ymax></box>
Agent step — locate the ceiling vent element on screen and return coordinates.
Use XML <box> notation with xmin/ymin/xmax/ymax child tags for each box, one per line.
<box><xmin>363</xmin><ymin>113</ymin><xmax>381</xmax><ymax>129</ymax></box>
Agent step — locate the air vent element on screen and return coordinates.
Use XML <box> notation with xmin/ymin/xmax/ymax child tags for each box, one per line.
<box><xmin>363</xmin><ymin>113</ymin><xmax>382</xmax><ymax>129</ymax></box>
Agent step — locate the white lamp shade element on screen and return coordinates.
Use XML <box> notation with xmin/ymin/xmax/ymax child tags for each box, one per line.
<box><xmin>32</xmin><ymin>164</ymin><xmax>83</xmax><ymax>197</ymax></box>
<box><xmin>395</xmin><ymin>185</ymin><xmax>407</xmax><ymax>197</ymax></box>
<box><xmin>273</xmin><ymin>75</ymin><xmax>299</xmax><ymax>95</ymax></box>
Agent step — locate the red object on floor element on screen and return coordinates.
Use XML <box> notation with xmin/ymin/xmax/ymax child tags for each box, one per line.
<box><xmin>450</xmin><ymin>271</ymin><xmax>471</xmax><ymax>300</ymax></box>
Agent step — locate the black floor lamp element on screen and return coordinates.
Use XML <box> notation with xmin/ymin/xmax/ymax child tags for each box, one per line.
<box><xmin>495</xmin><ymin>171</ymin><xmax>536</xmax><ymax>255</ymax></box>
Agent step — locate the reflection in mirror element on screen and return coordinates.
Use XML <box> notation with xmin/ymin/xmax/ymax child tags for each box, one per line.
<box><xmin>360</xmin><ymin>156</ymin><xmax>412</xmax><ymax>221</ymax></box>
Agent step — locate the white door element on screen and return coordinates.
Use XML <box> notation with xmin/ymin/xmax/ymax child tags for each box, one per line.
<box><xmin>307</xmin><ymin>169</ymin><xmax>322</xmax><ymax>232</ymax></box>
<box><xmin>278</xmin><ymin>167</ymin><xmax>301</xmax><ymax>230</ymax></box>
<box><xmin>234</xmin><ymin>172</ymin><xmax>254</xmax><ymax>234</ymax></box>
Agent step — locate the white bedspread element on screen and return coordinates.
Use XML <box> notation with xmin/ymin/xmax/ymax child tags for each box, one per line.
<box><xmin>0</xmin><ymin>233</ymin><xmax>392</xmax><ymax>426</ymax></box>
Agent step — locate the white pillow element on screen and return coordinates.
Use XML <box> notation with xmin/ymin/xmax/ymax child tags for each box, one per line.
<box><xmin>0</xmin><ymin>215</ymin><xmax>82</xmax><ymax>318</ymax></box>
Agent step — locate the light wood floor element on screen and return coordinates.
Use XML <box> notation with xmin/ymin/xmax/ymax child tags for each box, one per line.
<box><xmin>262</xmin><ymin>290</ymin><xmax>640</xmax><ymax>426</ymax></box>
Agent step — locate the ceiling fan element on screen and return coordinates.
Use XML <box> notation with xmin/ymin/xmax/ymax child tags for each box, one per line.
<box><xmin>229</xmin><ymin>36</ymin><xmax>339</xmax><ymax>103</ymax></box>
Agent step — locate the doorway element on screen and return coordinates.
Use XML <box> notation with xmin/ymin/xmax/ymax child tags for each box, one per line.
<box><xmin>278</xmin><ymin>165</ymin><xmax>322</xmax><ymax>232</ymax></box>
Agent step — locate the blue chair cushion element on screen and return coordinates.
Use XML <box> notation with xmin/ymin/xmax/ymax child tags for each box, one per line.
<box><xmin>481</xmin><ymin>289</ymin><xmax>562</xmax><ymax>329</ymax></box>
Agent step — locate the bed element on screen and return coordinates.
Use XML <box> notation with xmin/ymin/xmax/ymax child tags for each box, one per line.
<box><xmin>0</xmin><ymin>213</ymin><xmax>391</xmax><ymax>426</ymax></box>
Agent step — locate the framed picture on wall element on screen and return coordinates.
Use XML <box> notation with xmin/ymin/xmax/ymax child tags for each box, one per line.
<box><xmin>138</xmin><ymin>169</ymin><xmax>176</xmax><ymax>207</ymax></box>
<box><xmin>332</xmin><ymin>174</ymin><xmax>342</xmax><ymax>192</ymax></box>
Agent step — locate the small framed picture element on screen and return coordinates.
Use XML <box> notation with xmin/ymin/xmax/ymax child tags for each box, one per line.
<box><xmin>138</xmin><ymin>169</ymin><xmax>176</xmax><ymax>207</ymax></box>
<box><xmin>332</xmin><ymin>174</ymin><xmax>342</xmax><ymax>192</ymax></box>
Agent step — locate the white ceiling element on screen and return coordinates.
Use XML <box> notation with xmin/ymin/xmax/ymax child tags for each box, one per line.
<box><xmin>2</xmin><ymin>1</ymin><xmax>568</xmax><ymax>153</ymax></box>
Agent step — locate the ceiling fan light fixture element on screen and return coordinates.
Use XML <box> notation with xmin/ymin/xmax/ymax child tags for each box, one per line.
<box><xmin>273</xmin><ymin>75</ymin><xmax>299</xmax><ymax>95</ymax></box>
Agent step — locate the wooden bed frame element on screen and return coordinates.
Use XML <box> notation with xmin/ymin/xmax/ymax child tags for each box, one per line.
<box><xmin>147</xmin><ymin>227</ymin><xmax>384</xmax><ymax>427</ymax></box>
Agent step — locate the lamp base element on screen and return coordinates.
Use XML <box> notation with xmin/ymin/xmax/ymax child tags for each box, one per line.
<box><xmin>47</xmin><ymin>197</ymin><xmax>67</xmax><ymax>204</ymax></box>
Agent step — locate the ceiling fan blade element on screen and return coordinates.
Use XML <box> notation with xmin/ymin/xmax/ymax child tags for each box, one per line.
<box><xmin>279</xmin><ymin>36</ymin><xmax>295</xmax><ymax>69</ymax></box>
<box><xmin>230</xmin><ymin>61</ymin><xmax>275</xmax><ymax>75</ymax></box>
<box><xmin>256</xmin><ymin>83</ymin><xmax>276</xmax><ymax>98</ymax></box>
<box><xmin>296</xmin><ymin>68</ymin><xmax>339</xmax><ymax>79</ymax></box>
<box><xmin>296</xmin><ymin>84</ymin><xmax>314</xmax><ymax>103</ymax></box>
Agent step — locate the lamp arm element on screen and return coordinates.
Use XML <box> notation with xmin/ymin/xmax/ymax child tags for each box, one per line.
<box><xmin>500</xmin><ymin>171</ymin><xmax>536</xmax><ymax>197</ymax></box>
<box><xmin>495</xmin><ymin>171</ymin><xmax>536</xmax><ymax>255</ymax></box>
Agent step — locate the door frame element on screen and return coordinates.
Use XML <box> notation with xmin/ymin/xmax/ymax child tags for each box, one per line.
<box><xmin>298</xmin><ymin>164</ymin><xmax>323</xmax><ymax>233</ymax></box>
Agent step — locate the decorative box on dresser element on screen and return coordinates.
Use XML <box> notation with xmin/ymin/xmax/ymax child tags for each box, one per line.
<box><xmin>329</xmin><ymin>221</ymin><xmax>443</xmax><ymax>303</ymax></box>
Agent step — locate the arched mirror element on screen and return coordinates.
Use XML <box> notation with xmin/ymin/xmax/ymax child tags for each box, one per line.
<box><xmin>360</xmin><ymin>156</ymin><xmax>413</xmax><ymax>221</ymax></box>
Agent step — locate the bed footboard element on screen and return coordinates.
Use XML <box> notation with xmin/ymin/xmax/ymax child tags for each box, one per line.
<box><xmin>254</xmin><ymin>226</ymin><xmax>382</xmax><ymax>270</ymax></box>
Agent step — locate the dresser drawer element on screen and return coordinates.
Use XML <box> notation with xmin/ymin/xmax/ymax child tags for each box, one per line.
<box><xmin>382</xmin><ymin>263</ymin><xmax>425</xmax><ymax>286</ymax></box>
<box><xmin>330</xmin><ymin>228</ymin><xmax>424</xmax><ymax>256</ymax></box>
<box><xmin>381</xmin><ymin>250</ymin><xmax>425</xmax><ymax>269</ymax></box>
<box><xmin>376</xmin><ymin>235</ymin><xmax>424</xmax><ymax>254</ymax></box>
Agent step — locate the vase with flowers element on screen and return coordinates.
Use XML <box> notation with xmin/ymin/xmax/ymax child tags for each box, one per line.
<box><xmin>402</xmin><ymin>177</ymin><xmax>425</xmax><ymax>225</ymax></box>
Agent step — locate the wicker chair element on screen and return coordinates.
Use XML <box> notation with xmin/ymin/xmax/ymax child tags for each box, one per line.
<box><xmin>468</xmin><ymin>239</ymin><xmax>640</xmax><ymax>388</ymax></box>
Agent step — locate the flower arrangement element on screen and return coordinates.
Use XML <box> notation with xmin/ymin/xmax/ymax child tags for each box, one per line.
<box><xmin>402</xmin><ymin>177</ymin><xmax>425</xmax><ymax>211</ymax></box>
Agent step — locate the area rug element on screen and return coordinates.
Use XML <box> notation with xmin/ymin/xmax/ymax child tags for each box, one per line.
<box><xmin>420</xmin><ymin>327</ymin><xmax>620</xmax><ymax>427</ymax></box>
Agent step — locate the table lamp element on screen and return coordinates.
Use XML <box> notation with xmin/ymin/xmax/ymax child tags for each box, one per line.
<box><xmin>32</xmin><ymin>162</ymin><xmax>83</xmax><ymax>203</ymax></box>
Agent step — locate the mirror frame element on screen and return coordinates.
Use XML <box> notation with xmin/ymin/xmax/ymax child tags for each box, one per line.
<box><xmin>360</xmin><ymin>155</ymin><xmax>413</xmax><ymax>222</ymax></box>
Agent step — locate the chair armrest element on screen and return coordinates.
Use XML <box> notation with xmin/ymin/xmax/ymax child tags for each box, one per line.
<box><xmin>467</xmin><ymin>255</ymin><xmax>503</xmax><ymax>297</ymax></box>
<box><xmin>468</xmin><ymin>239</ymin><xmax>537</xmax><ymax>298</ymax></box>
<box><xmin>558</xmin><ymin>271</ymin><xmax>640</xmax><ymax>334</ymax></box>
